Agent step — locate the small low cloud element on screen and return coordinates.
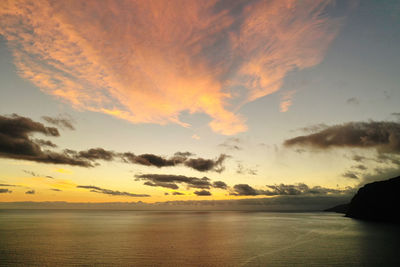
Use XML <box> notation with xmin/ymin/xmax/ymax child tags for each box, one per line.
<box><xmin>77</xmin><ymin>185</ymin><xmax>150</xmax><ymax>197</ymax></box>
<box><xmin>352</xmin><ymin>164</ymin><xmax>367</xmax><ymax>171</ymax></box>
<box><xmin>174</xmin><ymin>152</ymin><xmax>195</xmax><ymax>157</ymax></box>
<box><xmin>297</xmin><ymin>123</ymin><xmax>329</xmax><ymax>133</ymax></box>
<box><xmin>342</xmin><ymin>171</ymin><xmax>359</xmax><ymax>179</ymax></box>
<box><xmin>172</xmin><ymin>192</ymin><xmax>185</xmax><ymax>195</ymax></box>
<box><xmin>42</xmin><ymin>115</ymin><xmax>75</xmax><ymax>130</ymax></box>
<box><xmin>25</xmin><ymin>190</ymin><xmax>35</xmax><ymax>194</ymax></box>
<box><xmin>391</xmin><ymin>113</ymin><xmax>400</xmax><ymax>120</ymax></box>
<box><xmin>194</xmin><ymin>190</ymin><xmax>212</xmax><ymax>196</ymax></box>
<box><xmin>77</xmin><ymin>148</ymin><xmax>116</xmax><ymax>161</ymax></box>
<box><xmin>212</xmin><ymin>181</ymin><xmax>228</xmax><ymax>190</ymax></box>
<box><xmin>346</xmin><ymin>97</ymin><xmax>359</xmax><ymax>105</ymax></box>
<box><xmin>184</xmin><ymin>154</ymin><xmax>228</xmax><ymax>173</ymax></box>
<box><xmin>218</xmin><ymin>138</ymin><xmax>242</xmax><ymax>151</ymax></box>
<box><xmin>34</xmin><ymin>139</ymin><xmax>57</xmax><ymax>148</ymax></box>
<box><xmin>236</xmin><ymin>163</ymin><xmax>258</xmax><ymax>176</ymax></box>
<box><xmin>0</xmin><ymin>183</ymin><xmax>18</xmax><ymax>187</ymax></box>
<box><xmin>122</xmin><ymin>152</ymin><xmax>227</xmax><ymax>172</ymax></box>
<box><xmin>280</xmin><ymin>91</ymin><xmax>296</xmax><ymax>112</ymax></box>
<box><xmin>50</xmin><ymin>188</ymin><xmax>62</xmax><ymax>192</ymax></box>
<box><xmin>352</xmin><ymin>155</ymin><xmax>367</xmax><ymax>162</ymax></box>
<box><xmin>136</xmin><ymin>174</ymin><xmax>213</xmax><ymax>190</ymax></box>
<box><xmin>22</xmin><ymin>170</ymin><xmax>54</xmax><ymax>179</ymax></box>
<box><xmin>0</xmin><ymin>188</ymin><xmax>12</xmax><ymax>193</ymax></box>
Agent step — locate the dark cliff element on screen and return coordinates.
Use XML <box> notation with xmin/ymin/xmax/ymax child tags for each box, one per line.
<box><xmin>345</xmin><ymin>176</ymin><xmax>400</xmax><ymax>223</ymax></box>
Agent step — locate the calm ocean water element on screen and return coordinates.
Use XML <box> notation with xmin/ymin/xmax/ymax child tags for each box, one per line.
<box><xmin>0</xmin><ymin>210</ymin><xmax>399</xmax><ymax>266</ymax></box>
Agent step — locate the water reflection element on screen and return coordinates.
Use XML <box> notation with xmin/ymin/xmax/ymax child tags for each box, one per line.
<box><xmin>0</xmin><ymin>210</ymin><xmax>399</xmax><ymax>266</ymax></box>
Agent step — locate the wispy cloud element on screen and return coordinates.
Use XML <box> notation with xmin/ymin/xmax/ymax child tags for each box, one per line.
<box><xmin>136</xmin><ymin>173</ymin><xmax>227</xmax><ymax>191</ymax></box>
<box><xmin>0</xmin><ymin>0</ymin><xmax>344</xmax><ymax>135</ymax></box>
<box><xmin>280</xmin><ymin>91</ymin><xmax>296</xmax><ymax>112</ymax></box>
<box><xmin>42</xmin><ymin>115</ymin><xmax>75</xmax><ymax>130</ymax></box>
<box><xmin>77</xmin><ymin>185</ymin><xmax>150</xmax><ymax>198</ymax></box>
<box><xmin>25</xmin><ymin>190</ymin><xmax>35</xmax><ymax>194</ymax></box>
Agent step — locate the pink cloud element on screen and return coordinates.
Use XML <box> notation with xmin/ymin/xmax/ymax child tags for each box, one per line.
<box><xmin>0</xmin><ymin>0</ymin><xmax>343</xmax><ymax>135</ymax></box>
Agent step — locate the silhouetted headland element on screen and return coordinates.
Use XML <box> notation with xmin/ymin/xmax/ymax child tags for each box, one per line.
<box><xmin>324</xmin><ymin>203</ymin><xmax>349</xmax><ymax>214</ymax></box>
<box><xmin>326</xmin><ymin>176</ymin><xmax>400</xmax><ymax>223</ymax></box>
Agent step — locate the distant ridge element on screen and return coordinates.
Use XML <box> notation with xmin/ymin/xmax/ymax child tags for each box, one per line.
<box><xmin>324</xmin><ymin>203</ymin><xmax>349</xmax><ymax>214</ymax></box>
<box><xmin>326</xmin><ymin>176</ymin><xmax>400</xmax><ymax>223</ymax></box>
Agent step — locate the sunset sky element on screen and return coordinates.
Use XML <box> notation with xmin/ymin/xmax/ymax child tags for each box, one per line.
<box><xmin>1</xmin><ymin>0</ymin><xmax>399</xmax><ymax>208</ymax></box>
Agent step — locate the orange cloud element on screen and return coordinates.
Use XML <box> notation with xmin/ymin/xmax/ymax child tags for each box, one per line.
<box><xmin>0</xmin><ymin>0</ymin><xmax>343</xmax><ymax>134</ymax></box>
<box><xmin>280</xmin><ymin>91</ymin><xmax>296</xmax><ymax>112</ymax></box>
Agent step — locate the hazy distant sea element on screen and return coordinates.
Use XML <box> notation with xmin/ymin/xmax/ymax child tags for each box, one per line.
<box><xmin>0</xmin><ymin>210</ymin><xmax>399</xmax><ymax>266</ymax></box>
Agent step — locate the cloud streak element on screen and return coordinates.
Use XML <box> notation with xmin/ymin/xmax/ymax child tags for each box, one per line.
<box><xmin>42</xmin><ymin>115</ymin><xmax>75</xmax><ymax>130</ymax></box>
<box><xmin>230</xmin><ymin>183</ymin><xmax>354</xmax><ymax>196</ymax></box>
<box><xmin>77</xmin><ymin>185</ymin><xmax>150</xmax><ymax>197</ymax></box>
<box><xmin>0</xmin><ymin>0</ymin><xmax>344</xmax><ymax>134</ymax></box>
<box><xmin>136</xmin><ymin>173</ymin><xmax>228</xmax><ymax>191</ymax></box>
<box><xmin>0</xmin><ymin>189</ymin><xmax>12</xmax><ymax>194</ymax></box>
<box><xmin>284</xmin><ymin>121</ymin><xmax>400</xmax><ymax>154</ymax></box>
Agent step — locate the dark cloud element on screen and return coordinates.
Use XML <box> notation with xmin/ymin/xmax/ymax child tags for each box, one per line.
<box><xmin>174</xmin><ymin>152</ymin><xmax>195</xmax><ymax>157</ymax></box>
<box><xmin>342</xmin><ymin>171</ymin><xmax>359</xmax><ymax>179</ymax></box>
<box><xmin>42</xmin><ymin>115</ymin><xmax>75</xmax><ymax>130</ymax></box>
<box><xmin>352</xmin><ymin>164</ymin><xmax>367</xmax><ymax>171</ymax></box>
<box><xmin>285</xmin><ymin>121</ymin><xmax>400</xmax><ymax>154</ymax></box>
<box><xmin>172</xmin><ymin>192</ymin><xmax>185</xmax><ymax>195</ymax></box>
<box><xmin>34</xmin><ymin>139</ymin><xmax>57</xmax><ymax>148</ymax></box>
<box><xmin>346</xmin><ymin>97</ymin><xmax>359</xmax><ymax>105</ymax></box>
<box><xmin>78</xmin><ymin>148</ymin><xmax>116</xmax><ymax>161</ymax></box>
<box><xmin>391</xmin><ymin>113</ymin><xmax>400</xmax><ymax>119</ymax></box>
<box><xmin>265</xmin><ymin>184</ymin><xmax>353</xmax><ymax>196</ymax></box>
<box><xmin>184</xmin><ymin>154</ymin><xmax>228</xmax><ymax>173</ymax></box>
<box><xmin>25</xmin><ymin>190</ymin><xmax>35</xmax><ymax>194</ymax></box>
<box><xmin>23</xmin><ymin>170</ymin><xmax>38</xmax><ymax>177</ymax></box>
<box><xmin>352</xmin><ymin>155</ymin><xmax>367</xmax><ymax>162</ymax></box>
<box><xmin>297</xmin><ymin>123</ymin><xmax>329</xmax><ymax>133</ymax></box>
<box><xmin>236</xmin><ymin>162</ymin><xmax>257</xmax><ymax>175</ymax></box>
<box><xmin>375</xmin><ymin>153</ymin><xmax>400</xmax><ymax>166</ymax></box>
<box><xmin>143</xmin><ymin>181</ymin><xmax>179</xmax><ymax>190</ymax></box>
<box><xmin>50</xmin><ymin>188</ymin><xmax>62</xmax><ymax>192</ymax></box>
<box><xmin>123</xmin><ymin>152</ymin><xmax>228</xmax><ymax>172</ymax></box>
<box><xmin>121</xmin><ymin>153</ymin><xmax>185</xmax><ymax>168</ymax></box>
<box><xmin>194</xmin><ymin>190</ymin><xmax>212</xmax><ymax>196</ymax></box>
<box><xmin>218</xmin><ymin>137</ymin><xmax>242</xmax><ymax>151</ymax></box>
<box><xmin>0</xmin><ymin>183</ymin><xmax>18</xmax><ymax>187</ymax></box>
<box><xmin>136</xmin><ymin>174</ymin><xmax>212</xmax><ymax>189</ymax></box>
<box><xmin>77</xmin><ymin>185</ymin><xmax>150</xmax><ymax>197</ymax></box>
<box><xmin>0</xmin><ymin>188</ymin><xmax>12</xmax><ymax>193</ymax></box>
<box><xmin>231</xmin><ymin>184</ymin><xmax>259</xmax><ymax>196</ymax></box>
<box><xmin>212</xmin><ymin>181</ymin><xmax>228</xmax><ymax>189</ymax></box>
<box><xmin>0</xmin><ymin>114</ymin><xmax>92</xmax><ymax>167</ymax></box>
<box><xmin>231</xmin><ymin>183</ymin><xmax>354</xmax><ymax>196</ymax></box>
<box><xmin>0</xmin><ymin>114</ymin><xmax>226</xmax><ymax>172</ymax></box>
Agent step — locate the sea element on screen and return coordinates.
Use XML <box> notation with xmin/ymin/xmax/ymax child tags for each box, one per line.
<box><xmin>0</xmin><ymin>210</ymin><xmax>399</xmax><ymax>266</ymax></box>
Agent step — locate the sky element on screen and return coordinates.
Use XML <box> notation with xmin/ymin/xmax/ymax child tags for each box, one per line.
<box><xmin>1</xmin><ymin>0</ymin><xmax>400</xmax><ymax>210</ymax></box>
